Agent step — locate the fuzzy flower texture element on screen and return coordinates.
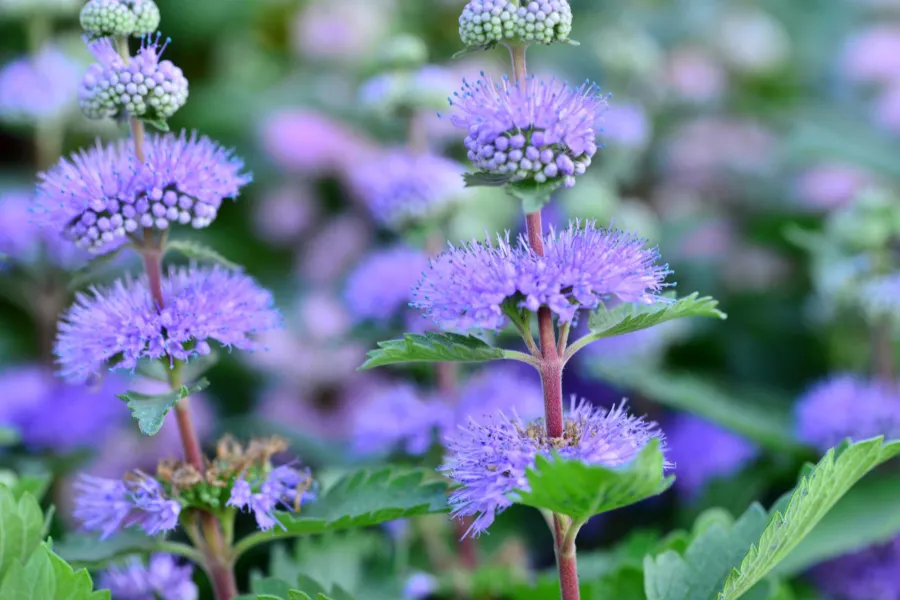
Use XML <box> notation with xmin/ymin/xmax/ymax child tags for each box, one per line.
<box><xmin>412</xmin><ymin>221</ymin><xmax>670</xmax><ymax>331</ymax></box>
<box><xmin>55</xmin><ymin>265</ymin><xmax>281</xmax><ymax>383</ymax></box>
<box><xmin>459</xmin><ymin>0</ymin><xmax>574</xmax><ymax>47</ymax></box>
<box><xmin>99</xmin><ymin>554</ymin><xmax>198</xmax><ymax>600</ymax></box>
<box><xmin>79</xmin><ymin>36</ymin><xmax>187</xmax><ymax>122</ymax></box>
<box><xmin>36</xmin><ymin>131</ymin><xmax>250</xmax><ymax>252</ymax></box>
<box><xmin>80</xmin><ymin>0</ymin><xmax>160</xmax><ymax>39</ymax></box>
<box><xmin>227</xmin><ymin>464</ymin><xmax>316</xmax><ymax>531</ymax></box>
<box><xmin>74</xmin><ymin>472</ymin><xmax>180</xmax><ymax>540</ymax></box>
<box><xmin>449</xmin><ymin>74</ymin><xmax>606</xmax><ymax>189</ymax></box>
<box><xmin>441</xmin><ymin>400</ymin><xmax>665</xmax><ymax>537</ymax></box>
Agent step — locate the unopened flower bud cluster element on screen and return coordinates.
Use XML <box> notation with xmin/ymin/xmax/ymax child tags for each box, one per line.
<box><xmin>459</xmin><ymin>0</ymin><xmax>573</xmax><ymax>47</ymax></box>
<box><xmin>80</xmin><ymin>0</ymin><xmax>160</xmax><ymax>39</ymax></box>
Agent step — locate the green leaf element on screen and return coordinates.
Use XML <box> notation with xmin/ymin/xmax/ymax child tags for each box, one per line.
<box><xmin>269</xmin><ymin>532</ymin><xmax>384</xmax><ymax>595</ymax></box>
<box><xmin>46</xmin><ymin>545</ymin><xmax>110</xmax><ymax>600</ymax></box>
<box><xmin>773</xmin><ymin>472</ymin><xmax>900</xmax><ymax>576</ymax></box>
<box><xmin>165</xmin><ymin>239</ymin><xmax>241</xmax><ymax>270</ymax></box>
<box><xmin>248</xmin><ymin>576</ymin><xmax>355</xmax><ymax>600</ymax></box>
<box><xmin>117</xmin><ymin>378</ymin><xmax>210</xmax><ymax>435</ymax></box>
<box><xmin>359</xmin><ymin>332</ymin><xmax>505</xmax><ymax>370</ymax></box>
<box><xmin>143</xmin><ymin>117</ymin><xmax>170</xmax><ymax>132</ymax></box>
<box><xmin>507</xmin><ymin>178</ymin><xmax>565</xmax><ymax>213</ymax></box>
<box><xmin>0</xmin><ymin>487</ymin><xmax>44</xmax><ymax>581</ymax></box>
<box><xmin>719</xmin><ymin>438</ymin><xmax>900</xmax><ymax>600</ymax></box>
<box><xmin>0</xmin><ymin>543</ymin><xmax>109</xmax><ymax>600</ymax></box>
<box><xmin>233</xmin><ymin>468</ymin><xmax>448</xmax><ymax>558</ymax></box>
<box><xmin>0</xmin><ymin>426</ymin><xmax>19</xmax><ymax>447</ymax></box>
<box><xmin>67</xmin><ymin>245</ymin><xmax>128</xmax><ymax>291</ymax></box>
<box><xmin>463</xmin><ymin>171</ymin><xmax>513</xmax><ymax>187</ymax></box>
<box><xmin>516</xmin><ymin>439</ymin><xmax>673</xmax><ymax>523</ymax></box>
<box><xmin>54</xmin><ymin>532</ymin><xmax>161</xmax><ymax>568</ymax></box>
<box><xmin>452</xmin><ymin>43</ymin><xmax>498</xmax><ymax>59</ymax></box>
<box><xmin>572</xmin><ymin>293</ymin><xmax>725</xmax><ymax>356</ymax></box>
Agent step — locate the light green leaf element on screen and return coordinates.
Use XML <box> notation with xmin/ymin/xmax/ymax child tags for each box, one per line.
<box><xmin>46</xmin><ymin>546</ymin><xmax>110</xmax><ymax>600</ymax></box>
<box><xmin>359</xmin><ymin>332</ymin><xmax>505</xmax><ymax>370</ymax></box>
<box><xmin>0</xmin><ymin>543</ymin><xmax>109</xmax><ymax>600</ymax></box>
<box><xmin>165</xmin><ymin>240</ymin><xmax>241</xmax><ymax>270</ymax></box>
<box><xmin>0</xmin><ymin>487</ymin><xmax>44</xmax><ymax>581</ymax></box>
<box><xmin>117</xmin><ymin>378</ymin><xmax>210</xmax><ymax>436</ymax></box>
<box><xmin>233</xmin><ymin>468</ymin><xmax>447</xmax><ymax>558</ymax></box>
<box><xmin>463</xmin><ymin>171</ymin><xmax>513</xmax><ymax>187</ymax></box>
<box><xmin>516</xmin><ymin>439</ymin><xmax>673</xmax><ymax>523</ymax></box>
<box><xmin>719</xmin><ymin>438</ymin><xmax>900</xmax><ymax>600</ymax></box>
<box><xmin>269</xmin><ymin>533</ymin><xmax>384</xmax><ymax>595</ymax></box>
<box><xmin>143</xmin><ymin>117</ymin><xmax>170</xmax><ymax>132</ymax></box>
<box><xmin>507</xmin><ymin>178</ymin><xmax>565</xmax><ymax>213</ymax></box>
<box><xmin>54</xmin><ymin>532</ymin><xmax>163</xmax><ymax>568</ymax></box>
<box><xmin>0</xmin><ymin>426</ymin><xmax>19</xmax><ymax>447</ymax></box>
<box><xmin>569</xmin><ymin>293</ymin><xmax>725</xmax><ymax>358</ymax></box>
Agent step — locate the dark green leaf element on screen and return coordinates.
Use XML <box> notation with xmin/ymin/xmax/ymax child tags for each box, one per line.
<box><xmin>0</xmin><ymin>487</ymin><xmax>44</xmax><ymax>581</ymax></box>
<box><xmin>233</xmin><ymin>468</ymin><xmax>447</xmax><ymax>558</ymax></box>
<box><xmin>516</xmin><ymin>440</ymin><xmax>672</xmax><ymax>522</ymax></box>
<box><xmin>507</xmin><ymin>178</ymin><xmax>565</xmax><ymax>213</ymax></box>
<box><xmin>117</xmin><ymin>378</ymin><xmax>210</xmax><ymax>436</ymax></box>
<box><xmin>359</xmin><ymin>333</ymin><xmax>505</xmax><ymax>370</ymax></box>
<box><xmin>165</xmin><ymin>240</ymin><xmax>241</xmax><ymax>270</ymax></box>
<box><xmin>463</xmin><ymin>171</ymin><xmax>513</xmax><ymax>187</ymax></box>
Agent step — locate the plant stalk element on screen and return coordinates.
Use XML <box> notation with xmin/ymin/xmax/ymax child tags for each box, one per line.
<box><xmin>555</xmin><ymin>516</ymin><xmax>580</xmax><ymax>600</ymax></box>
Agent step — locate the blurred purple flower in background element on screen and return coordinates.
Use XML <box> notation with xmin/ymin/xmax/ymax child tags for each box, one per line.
<box><xmin>795</xmin><ymin>374</ymin><xmax>900</xmax><ymax>451</ymax></box>
<box><xmin>0</xmin><ymin>189</ymin><xmax>91</xmax><ymax>270</ymax></box>
<box><xmin>810</xmin><ymin>536</ymin><xmax>900</xmax><ymax>600</ymax></box>
<box><xmin>252</xmin><ymin>184</ymin><xmax>318</xmax><ymax>247</ymax></box>
<box><xmin>98</xmin><ymin>554</ymin><xmax>198</xmax><ymax>600</ymax></box>
<box><xmin>351</xmin><ymin>383</ymin><xmax>449</xmax><ymax>456</ymax></box>
<box><xmin>794</xmin><ymin>163</ymin><xmax>874</xmax><ymax>211</ymax></box>
<box><xmin>841</xmin><ymin>25</ymin><xmax>900</xmax><ymax>84</ymax></box>
<box><xmin>0</xmin><ymin>45</ymin><xmax>80</xmax><ymax>123</ymax></box>
<box><xmin>403</xmin><ymin>572</ymin><xmax>438</xmax><ymax>600</ymax></box>
<box><xmin>292</xmin><ymin>0</ymin><xmax>390</xmax><ymax>62</ymax></box>
<box><xmin>664</xmin><ymin>46</ymin><xmax>727</xmax><ymax>103</ymax></box>
<box><xmin>298</xmin><ymin>214</ymin><xmax>373</xmax><ymax>284</ymax></box>
<box><xmin>875</xmin><ymin>83</ymin><xmax>900</xmax><ymax>134</ymax></box>
<box><xmin>344</xmin><ymin>246</ymin><xmax>429</xmax><ymax>322</ymax></box>
<box><xmin>260</xmin><ymin>109</ymin><xmax>371</xmax><ymax>175</ymax></box>
<box><xmin>448</xmin><ymin>364</ymin><xmax>544</xmax><ymax>433</ymax></box>
<box><xmin>602</xmin><ymin>102</ymin><xmax>651</xmax><ymax>149</ymax></box>
<box><xmin>665</xmin><ymin>414</ymin><xmax>758</xmax><ymax>497</ymax></box>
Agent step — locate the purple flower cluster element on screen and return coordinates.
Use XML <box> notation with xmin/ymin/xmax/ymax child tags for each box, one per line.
<box><xmin>343</xmin><ymin>246</ymin><xmax>429</xmax><ymax>322</ymax></box>
<box><xmin>0</xmin><ymin>46</ymin><xmax>80</xmax><ymax>123</ymax></box>
<box><xmin>350</xmin><ymin>150</ymin><xmax>467</xmax><ymax>228</ymax></box>
<box><xmin>449</xmin><ymin>74</ymin><xmax>606</xmax><ymax>188</ymax></box>
<box><xmin>260</xmin><ymin>109</ymin><xmax>370</xmax><ymax>174</ymax></box>
<box><xmin>412</xmin><ymin>221</ymin><xmax>670</xmax><ymax>331</ymax></box>
<box><xmin>74</xmin><ymin>472</ymin><xmax>180</xmax><ymax>539</ymax></box>
<box><xmin>55</xmin><ymin>265</ymin><xmax>282</xmax><ymax>383</ymax></box>
<box><xmin>810</xmin><ymin>535</ymin><xmax>900</xmax><ymax>600</ymax></box>
<box><xmin>0</xmin><ymin>190</ymin><xmax>91</xmax><ymax>270</ymax></box>
<box><xmin>351</xmin><ymin>383</ymin><xmax>446</xmax><ymax>456</ymax></box>
<box><xmin>36</xmin><ymin>131</ymin><xmax>250</xmax><ymax>252</ymax></box>
<box><xmin>665</xmin><ymin>414</ymin><xmax>757</xmax><ymax>497</ymax></box>
<box><xmin>227</xmin><ymin>464</ymin><xmax>315</xmax><ymax>531</ymax></box>
<box><xmin>98</xmin><ymin>554</ymin><xmax>198</xmax><ymax>600</ymax></box>
<box><xmin>440</xmin><ymin>400</ymin><xmax>665</xmax><ymax>536</ymax></box>
<box><xmin>79</xmin><ymin>36</ymin><xmax>188</xmax><ymax>122</ymax></box>
<box><xmin>795</xmin><ymin>374</ymin><xmax>900</xmax><ymax>451</ymax></box>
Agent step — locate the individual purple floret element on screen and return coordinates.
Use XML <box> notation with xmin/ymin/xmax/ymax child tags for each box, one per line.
<box><xmin>79</xmin><ymin>36</ymin><xmax>188</xmax><ymax>122</ymax></box>
<box><xmin>0</xmin><ymin>46</ymin><xmax>81</xmax><ymax>123</ymax></box>
<box><xmin>351</xmin><ymin>383</ymin><xmax>451</xmax><ymax>456</ymax></box>
<box><xmin>350</xmin><ymin>150</ymin><xmax>467</xmax><ymax>228</ymax></box>
<box><xmin>795</xmin><ymin>374</ymin><xmax>900</xmax><ymax>451</ymax></box>
<box><xmin>343</xmin><ymin>246</ymin><xmax>429</xmax><ymax>322</ymax></box>
<box><xmin>36</xmin><ymin>132</ymin><xmax>250</xmax><ymax>252</ymax></box>
<box><xmin>448</xmin><ymin>74</ymin><xmax>606</xmax><ymax>188</ymax></box>
<box><xmin>412</xmin><ymin>221</ymin><xmax>670</xmax><ymax>331</ymax></box>
<box><xmin>98</xmin><ymin>553</ymin><xmax>198</xmax><ymax>600</ymax></box>
<box><xmin>810</xmin><ymin>535</ymin><xmax>900</xmax><ymax>600</ymax></box>
<box><xmin>665</xmin><ymin>414</ymin><xmax>757</xmax><ymax>497</ymax></box>
<box><xmin>55</xmin><ymin>265</ymin><xmax>282</xmax><ymax>383</ymax></box>
<box><xmin>440</xmin><ymin>400</ymin><xmax>665</xmax><ymax>537</ymax></box>
<box><xmin>403</xmin><ymin>572</ymin><xmax>439</xmax><ymax>600</ymax></box>
<box><xmin>0</xmin><ymin>190</ymin><xmax>91</xmax><ymax>270</ymax></box>
<box><xmin>73</xmin><ymin>472</ymin><xmax>180</xmax><ymax>539</ymax></box>
<box><xmin>227</xmin><ymin>464</ymin><xmax>315</xmax><ymax>531</ymax></box>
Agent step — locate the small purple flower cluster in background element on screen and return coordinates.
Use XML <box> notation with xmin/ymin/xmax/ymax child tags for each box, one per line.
<box><xmin>99</xmin><ymin>553</ymin><xmax>198</xmax><ymax>600</ymax></box>
<box><xmin>0</xmin><ymin>45</ymin><xmax>80</xmax><ymax>123</ymax></box>
<box><xmin>227</xmin><ymin>464</ymin><xmax>315</xmax><ymax>531</ymax></box>
<box><xmin>74</xmin><ymin>472</ymin><xmax>181</xmax><ymax>539</ymax></box>
<box><xmin>440</xmin><ymin>400</ymin><xmax>665</xmax><ymax>537</ymax></box>
<box><xmin>810</xmin><ymin>535</ymin><xmax>900</xmax><ymax>600</ymax></box>
<box><xmin>0</xmin><ymin>189</ymin><xmax>91</xmax><ymax>270</ymax></box>
<box><xmin>343</xmin><ymin>246</ymin><xmax>429</xmax><ymax>322</ymax></box>
<box><xmin>412</xmin><ymin>221</ymin><xmax>670</xmax><ymax>330</ymax></box>
<box><xmin>260</xmin><ymin>109</ymin><xmax>371</xmax><ymax>175</ymax></box>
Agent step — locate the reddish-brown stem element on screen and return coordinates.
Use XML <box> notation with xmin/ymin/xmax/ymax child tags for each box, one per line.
<box><xmin>173</xmin><ymin>400</ymin><xmax>204</xmax><ymax>470</ymax></box>
<box><xmin>552</xmin><ymin>516</ymin><xmax>580</xmax><ymax>599</ymax></box>
<box><xmin>130</xmin><ymin>118</ymin><xmax>146</xmax><ymax>162</ymax></box>
<box><xmin>509</xmin><ymin>44</ymin><xmax>528</xmax><ymax>85</ymax></box>
<box><xmin>140</xmin><ymin>245</ymin><xmax>165</xmax><ymax>309</ymax></box>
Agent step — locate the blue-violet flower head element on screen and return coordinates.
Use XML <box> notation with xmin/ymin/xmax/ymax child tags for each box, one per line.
<box><xmin>98</xmin><ymin>553</ymin><xmax>197</xmax><ymax>600</ymax></box>
<box><xmin>227</xmin><ymin>464</ymin><xmax>315</xmax><ymax>531</ymax></box>
<box><xmin>73</xmin><ymin>472</ymin><xmax>180</xmax><ymax>540</ymax></box>
<box><xmin>343</xmin><ymin>245</ymin><xmax>429</xmax><ymax>322</ymax></box>
<box><xmin>351</xmin><ymin>383</ymin><xmax>450</xmax><ymax>456</ymax></box>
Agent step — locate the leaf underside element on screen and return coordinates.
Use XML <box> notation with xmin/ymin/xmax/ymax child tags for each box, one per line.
<box><xmin>360</xmin><ymin>332</ymin><xmax>504</xmax><ymax>370</ymax></box>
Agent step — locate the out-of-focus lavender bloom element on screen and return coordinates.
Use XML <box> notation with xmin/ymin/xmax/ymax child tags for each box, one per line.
<box><xmin>795</xmin><ymin>374</ymin><xmax>900</xmax><ymax>451</ymax></box>
<box><xmin>0</xmin><ymin>364</ymin><xmax>126</xmax><ymax>453</ymax></box>
<box><xmin>352</xmin><ymin>383</ymin><xmax>450</xmax><ymax>456</ymax></box>
<box><xmin>412</xmin><ymin>222</ymin><xmax>670</xmax><ymax>331</ymax></box>
<box><xmin>664</xmin><ymin>47</ymin><xmax>727</xmax><ymax>103</ymax></box>
<box><xmin>344</xmin><ymin>246</ymin><xmax>429</xmax><ymax>322</ymax></box>
<box><xmin>260</xmin><ymin>109</ymin><xmax>370</xmax><ymax>175</ymax></box>
<box><xmin>228</xmin><ymin>464</ymin><xmax>315</xmax><ymax>531</ymax></box>
<box><xmin>721</xmin><ymin>244</ymin><xmax>792</xmax><ymax>292</ymax></box>
<box><xmin>55</xmin><ymin>266</ymin><xmax>281</xmax><ymax>383</ymax></box>
<box><xmin>291</xmin><ymin>0</ymin><xmax>389</xmax><ymax>62</ymax></box>
<box><xmin>74</xmin><ymin>472</ymin><xmax>180</xmax><ymax>539</ymax></box>
<box><xmin>794</xmin><ymin>163</ymin><xmax>874</xmax><ymax>211</ymax></box>
<box><xmin>0</xmin><ymin>190</ymin><xmax>91</xmax><ymax>270</ymax></box>
<box><xmin>448</xmin><ymin>74</ymin><xmax>607</xmax><ymax>189</ymax></box>
<box><xmin>580</xmin><ymin>323</ymin><xmax>677</xmax><ymax>368</ymax></box>
<box><xmin>841</xmin><ymin>25</ymin><xmax>900</xmax><ymax>85</ymax></box>
<box><xmin>0</xmin><ymin>46</ymin><xmax>80</xmax><ymax>123</ymax></box>
<box><xmin>361</xmin><ymin>65</ymin><xmax>458</xmax><ymax>113</ymax></box>
<box><xmin>665</xmin><ymin>414</ymin><xmax>757</xmax><ymax>497</ymax></box>
<box><xmin>859</xmin><ymin>274</ymin><xmax>900</xmax><ymax>322</ymax></box>
<box><xmin>450</xmin><ymin>365</ymin><xmax>544</xmax><ymax>432</ymax></box>
<box><xmin>875</xmin><ymin>84</ymin><xmax>900</xmax><ymax>134</ymax></box>
<box><xmin>350</xmin><ymin>150</ymin><xmax>467</xmax><ymax>228</ymax></box>
<box><xmin>257</xmin><ymin>385</ymin><xmax>355</xmax><ymax>441</ymax></box>
<box><xmin>252</xmin><ymin>184</ymin><xmax>318</xmax><ymax>246</ymax></box>
<box><xmin>810</xmin><ymin>536</ymin><xmax>900</xmax><ymax>600</ymax></box>
<box><xmin>440</xmin><ymin>400</ymin><xmax>665</xmax><ymax>537</ymax></box>
<box><xmin>403</xmin><ymin>572</ymin><xmax>438</xmax><ymax>600</ymax></box>
<box><xmin>602</xmin><ymin>102</ymin><xmax>651</xmax><ymax>149</ymax></box>
<box><xmin>299</xmin><ymin>214</ymin><xmax>373</xmax><ymax>284</ymax></box>
<box><xmin>98</xmin><ymin>554</ymin><xmax>198</xmax><ymax>600</ymax></box>
<box><xmin>668</xmin><ymin>216</ymin><xmax>737</xmax><ymax>262</ymax></box>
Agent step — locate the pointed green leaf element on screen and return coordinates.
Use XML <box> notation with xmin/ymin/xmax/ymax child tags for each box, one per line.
<box><xmin>360</xmin><ymin>332</ymin><xmax>505</xmax><ymax>370</ymax></box>
<box><xmin>452</xmin><ymin>43</ymin><xmax>498</xmax><ymax>58</ymax></box>
<box><xmin>0</xmin><ymin>487</ymin><xmax>44</xmax><ymax>581</ymax></box>
<box><xmin>68</xmin><ymin>245</ymin><xmax>128</xmax><ymax>291</ymax></box>
<box><xmin>718</xmin><ymin>438</ymin><xmax>900</xmax><ymax>600</ymax></box>
<box><xmin>233</xmin><ymin>468</ymin><xmax>448</xmax><ymax>558</ymax></box>
<box><xmin>463</xmin><ymin>171</ymin><xmax>513</xmax><ymax>187</ymax></box>
<box><xmin>165</xmin><ymin>240</ymin><xmax>241</xmax><ymax>271</ymax></box>
<box><xmin>117</xmin><ymin>378</ymin><xmax>210</xmax><ymax>436</ymax></box>
<box><xmin>46</xmin><ymin>545</ymin><xmax>110</xmax><ymax>600</ymax></box>
<box><xmin>54</xmin><ymin>532</ymin><xmax>162</xmax><ymax>568</ymax></box>
<box><xmin>142</xmin><ymin>117</ymin><xmax>170</xmax><ymax>132</ymax></box>
<box><xmin>0</xmin><ymin>543</ymin><xmax>109</xmax><ymax>600</ymax></box>
<box><xmin>507</xmin><ymin>178</ymin><xmax>565</xmax><ymax>213</ymax></box>
<box><xmin>516</xmin><ymin>440</ymin><xmax>672</xmax><ymax>523</ymax></box>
